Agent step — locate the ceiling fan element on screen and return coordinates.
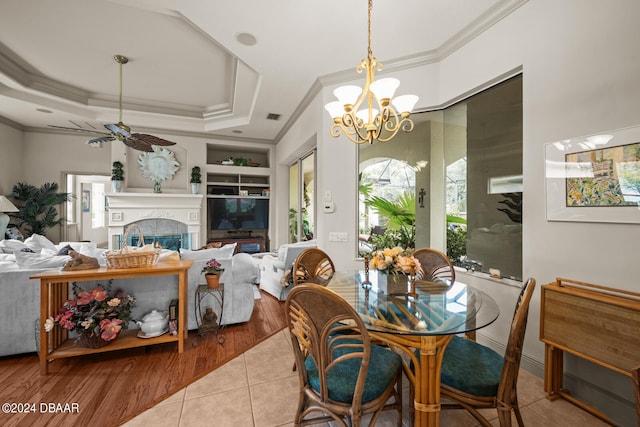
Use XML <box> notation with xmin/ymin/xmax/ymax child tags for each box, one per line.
<box><xmin>48</xmin><ymin>55</ymin><xmax>177</xmax><ymax>152</ymax></box>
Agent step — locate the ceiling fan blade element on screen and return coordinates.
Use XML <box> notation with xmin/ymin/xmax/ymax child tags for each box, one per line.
<box><xmin>131</xmin><ymin>133</ymin><xmax>177</xmax><ymax>147</ymax></box>
<box><xmin>48</xmin><ymin>125</ymin><xmax>110</xmax><ymax>136</ymax></box>
<box><xmin>122</xmin><ymin>137</ymin><xmax>155</xmax><ymax>152</ymax></box>
<box><xmin>104</xmin><ymin>123</ymin><xmax>131</xmax><ymax>138</ymax></box>
<box><xmin>87</xmin><ymin>136</ymin><xmax>114</xmax><ymax>146</ymax></box>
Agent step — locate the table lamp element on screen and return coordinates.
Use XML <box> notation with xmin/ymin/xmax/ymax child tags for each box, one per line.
<box><xmin>0</xmin><ymin>196</ymin><xmax>19</xmax><ymax>239</ymax></box>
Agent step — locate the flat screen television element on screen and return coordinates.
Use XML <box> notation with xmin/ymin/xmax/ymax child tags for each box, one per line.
<box><xmin>209</xmin><ymin>197</ymin><xmax>269</xmax><ymax>231</ymax></box>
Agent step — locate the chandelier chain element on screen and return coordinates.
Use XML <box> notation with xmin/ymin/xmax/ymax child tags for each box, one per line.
<box><xmin>367</xmin><ymin>0</ymin><xmax>373</xmax><ymax>60</ymax></box>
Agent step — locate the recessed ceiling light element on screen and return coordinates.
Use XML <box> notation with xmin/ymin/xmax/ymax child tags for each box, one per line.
<box><xmin>36</xmin><ymin>108</ymin><xmax>53</xmax><ymax>113</ymax></box>
<box><xmin>236</xmin><ymin>32</ymin><xmax>257</xmax><ymax>46</ymax></box>
<box><xmin>232</xmin><ymin>130</ymin><xmax>243</xmax><ymax>134</ymax></box>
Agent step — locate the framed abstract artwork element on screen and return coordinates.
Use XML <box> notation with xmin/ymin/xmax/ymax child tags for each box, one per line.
<box><xmin>545</xmin><ymin>125</ymin><xmax>640</xmax><ymax>223</ymax></box>
<box><xmin>82</xmin><ymin>190</ymin><xmax>91</xmax><ymax>212</ymax></box>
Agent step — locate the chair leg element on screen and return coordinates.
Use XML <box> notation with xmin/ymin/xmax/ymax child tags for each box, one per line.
<box><xmin>513</xmin><ymin>403</ymin><xmax>525</xmax><ymax>427</ymax></box>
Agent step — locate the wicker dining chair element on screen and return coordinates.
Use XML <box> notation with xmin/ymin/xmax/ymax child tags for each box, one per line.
<box><xmin>412</xmin><ymin>248</ymin><xmax>456</xmax><ymax>283</ymax></box>
<box><xmin>632</xmin><ymin>365</ymin><xmax>640</xmax><ymax>427</ymax></box>
<box><xmin>434</xmin><ymin>278</ymin><xmax>536</xmax><ymax>427</ymax></box>
<box><xmin>292</xmin><ymin>247</ymin><xmax>336</xmax><ymax>287</ymax></box>
<box><xmin>285</xmin><ymin>284</ymin><xmax>403</xmax><ymax>427</ymax></box>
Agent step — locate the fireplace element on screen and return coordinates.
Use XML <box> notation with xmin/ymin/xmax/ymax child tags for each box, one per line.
<box><xmin>106</xmin><ymin>193</ymin><xmax>204</xmax><ymax>251</ymax></box>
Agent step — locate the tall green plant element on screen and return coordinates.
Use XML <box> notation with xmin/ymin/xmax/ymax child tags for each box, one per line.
<box><xmin>9</xmin><ymin>182</ymin><xmax>72</xmax><ymax>237</ymax></box>
<box><xmin>365</xmin><ymin>192</ymin><xmax>416</xmax><ymax>249</ymax></box>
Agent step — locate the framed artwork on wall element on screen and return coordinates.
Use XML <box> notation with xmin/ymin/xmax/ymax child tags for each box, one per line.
<box><xmin>82</xmin><ymin>190</ymin><xmax>91</xmax><ymax>212</ymax></box>
<box><xmin>545</xmin><ymin>124</ymin><xmax>640</xmax><ymax>223</ymax></box>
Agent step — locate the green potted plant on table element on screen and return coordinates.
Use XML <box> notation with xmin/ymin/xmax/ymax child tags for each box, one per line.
<box><xmin>190</xmin><ymin>166</ymin><xmax>202</xmax><ymax>194</ymax></box>
<box><xmin>202</xmin><ymin>258</ymin><xmax>224</xmax><ymax>289</ymax></box>
<box><xmin>111</xmin><ymin>161</ymin><xmax>124</xmax><ymax>193</ymax></box>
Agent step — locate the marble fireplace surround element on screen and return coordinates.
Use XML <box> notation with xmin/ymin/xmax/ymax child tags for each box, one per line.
<box><xmin>106</xmin><ymin>193</ymin><xmax>204</xmax><ymax>250</ymax></box>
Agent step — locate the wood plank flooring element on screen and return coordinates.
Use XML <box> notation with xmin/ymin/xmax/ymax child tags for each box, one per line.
<box><xmin>0</xmin><ymin>290</ymin><xmax>286</xmax><ymax>427</ymax></box>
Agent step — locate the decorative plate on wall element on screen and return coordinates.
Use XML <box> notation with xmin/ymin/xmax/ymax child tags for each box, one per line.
<box><xmin>138</xmin><ymin>146</ymin><xmax>180</xmax><ymax>182</ymax></box>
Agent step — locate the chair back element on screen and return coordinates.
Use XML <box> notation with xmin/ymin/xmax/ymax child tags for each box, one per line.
<box><xmin>496</xmin><ymin>278</ymin><xmax>536</xmax><ymax>404</ymax></box>
<box><xmin>413</xmin><ymin>248</ymin><xmax>456</xmax><ymax>283</ymax></box>
<box><xmin>632</xmin><ymin>365</ymin><xmax>640</xmax><ymax>426</ymax></box>
<box><xmin>286</xmin><ymin>284</ymin><xmax>371</xmax><ymax>410</ymax></box>
<box><xmin>292</xmin><ymin>248</ymin><xmax>335</xmax><ymax>287</ymax></box>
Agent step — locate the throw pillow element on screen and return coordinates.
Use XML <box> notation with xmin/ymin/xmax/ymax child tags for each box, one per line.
<box><xmin>24</xmin><ymin>234</ymin><xmax>58</xmax><ymax>253</ymax></box>
<box><xmin>179</xmin><ymin>243</ymin><xmax>237</xmax><ymax>261</ymax></box>
<box><xmin>5</xmin><ymin>225</ymin><xmax>24</xmax><ymax>241</ymax></box>
<box><xmin>56</xmin><ymin>244</ymin><xmax>74</xmax><ymax>256</ymax></box>
<box><xmin>14</xmin><ymin>251</ymin><xmax>71</xmax><ymax>269</ymax></box>
<box><xmin>0</xmin><ymin>239</ymin><xmax>29</xmax><ymax>253</ymax></box>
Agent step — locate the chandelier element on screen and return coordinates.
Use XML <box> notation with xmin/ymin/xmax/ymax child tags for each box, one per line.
<box><xmin>325</xmin><ymin>0</ymin><xmax>419</xmax><ymax>144</ymax></box>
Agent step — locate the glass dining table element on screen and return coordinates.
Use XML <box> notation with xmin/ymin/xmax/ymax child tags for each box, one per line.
<box><xmin>327</xmin><ymin>270</ymin><xmax>500</xmax><ymax>427</ymax></box>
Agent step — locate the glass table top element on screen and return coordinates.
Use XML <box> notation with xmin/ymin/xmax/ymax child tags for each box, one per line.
<box><xmin>327</xmin><ymin>271</ymin><xmax>500</xmax><ymax>336</ymax></box>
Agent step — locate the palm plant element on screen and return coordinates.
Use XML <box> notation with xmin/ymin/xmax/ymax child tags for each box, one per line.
<box><xmin>365</xmin><ymin>192</ymin><xmax>416</xmax><ymax>249</ymax></box>
<box><xmin>9</xmin><ymin>182</ymin><xmax>72</xmax><ymax>237</ymax></box>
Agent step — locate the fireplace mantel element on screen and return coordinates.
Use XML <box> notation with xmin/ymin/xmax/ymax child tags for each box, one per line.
<box><xmin>106</xmin><ymin>193</ymin><xmax>204</xmax><ymax>250</ymax></box>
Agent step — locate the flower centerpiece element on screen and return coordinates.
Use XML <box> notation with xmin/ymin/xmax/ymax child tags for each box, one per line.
<box><xmin>368</xmin><ymin>246</ymin><xmax>422</xmax><ymax>276</ymax></box>
<box><xmin>202</xmin><ymin>258</ymin><xmax>224</xmax><ymax>288</ymax></box>
<box><xmin>44</xmin><ymin>281</ymin><xmax>135</xmax><ymax>348</ymax></box>
<box><xmin>368</xmin><ymin>246</ymin><xmax>423</xmax><ymax>293</ymax></box>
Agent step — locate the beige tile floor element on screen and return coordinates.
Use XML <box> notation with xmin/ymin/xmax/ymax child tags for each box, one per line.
<box><xmin>123</xmin><ymin>330</ymin><xmax>611</xmax><ymax>427</ymax></box>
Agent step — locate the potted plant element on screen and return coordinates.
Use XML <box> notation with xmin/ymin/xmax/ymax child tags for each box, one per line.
<box><xmin>9</xmin><ymin>182</ymin><xmax>71</xmax><ymax>238</ymax></box>
<box><xmin>233</xmin><ymin>156</ymin><xmax>248</xmax><ymax>166</ymax></box>
<box><xmin>111</xmin><ymin>161</ymin><xmax>124</xmax><ymax>193</ymax></box>
<box><xmin>190</xmin><ymin>166</ymin><xmax>202</xmax><ymax>194</ymax></box>
<box><xmin>44</xmin><ymin>281</ymin><xmax>135</xmax><ymax>348</ymax></box>
<box><xmin>202</xmin><ymin>258</ymin><xmax>224</xmax><ymax>288</ymax></box>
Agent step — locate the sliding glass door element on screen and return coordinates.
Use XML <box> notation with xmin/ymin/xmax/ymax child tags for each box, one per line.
<box><xmin>288</xmin><ymin>151</ymin><xmax>316</xmax><ymax>243</ymax></box>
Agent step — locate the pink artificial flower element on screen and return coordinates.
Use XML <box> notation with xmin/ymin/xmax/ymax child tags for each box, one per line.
<box><xmin>92</xmin><ymin>286</ymin><xmax>109</xmax><ymax>302</ymax></box>
<box><xmin>100</xmin><ymin>318</ymin><xmax>123</xmax><ymax>341</ymax></box>
<box><xmin>76</xmin><ymin>291</ymin><xmax>93</xmax><ymax>305</ymax></box>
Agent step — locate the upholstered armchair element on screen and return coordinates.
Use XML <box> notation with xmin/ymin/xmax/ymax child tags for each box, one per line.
<box><xmin>258</xmin><ymin>239</ymin><xmax>316</xmax><ymax>300</ymax></box>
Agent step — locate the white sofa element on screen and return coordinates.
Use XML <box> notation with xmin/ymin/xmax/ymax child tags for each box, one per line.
<box><xmin>258</xmin><ymin>239</ymin><xmax>316</xmax><ymax>301</ymax></box>
<box><xmin>0</xmin><ymin>236</ymin><xmax>259</xmax><ymax>357</ymax></box>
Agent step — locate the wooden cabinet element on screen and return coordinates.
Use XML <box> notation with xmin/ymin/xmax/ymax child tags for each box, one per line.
<box><xmin>33</xmin><ymin>260</ymin><xmax>193</xmax><ymax>375</ymax></box>
<box><xmin>540</xmin><ymin>277</ymin><xmax>640</xmax><ymax>424</ymax></box>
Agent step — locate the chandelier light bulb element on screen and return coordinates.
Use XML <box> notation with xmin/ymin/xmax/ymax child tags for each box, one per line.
<box><xmin>370</xmin><ymin>78</ymin><xmax>400</xmax><ymax>102</ymax></box>
<box><xmin>325</xmin><ymin>101</ymin><xmax>345</xmax><ymax>119</ymax></box>
<box><xmin>392</xmin><ymin>94</ymin><xmax>419</xmax><ymax>114</ymax></box>
<box><xmin>356</xmin><ymin>108</ymin><xmax>379</xmax><ymax>123</ymax></box>
<box><xmin>334</xmin><ymin>85</ymin><xmax>362</xmax><ymax>106</ymax></box>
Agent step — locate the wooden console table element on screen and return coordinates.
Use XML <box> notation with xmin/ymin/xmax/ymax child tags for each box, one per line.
<box><xmin>540</xmin><ymin>277</ymin><xmax>640</xmax><ymax>424</ymax></box>
<box><xmin>32</xmin><ymin>260</ymin><xmax>193</xmax><ymax>375</ymax></box>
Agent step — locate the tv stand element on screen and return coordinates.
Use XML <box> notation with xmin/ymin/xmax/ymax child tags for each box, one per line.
<box><xmin>210</xmin><ymin>235</ymin><xmax>265</xmax><ymax>254</ymax></box>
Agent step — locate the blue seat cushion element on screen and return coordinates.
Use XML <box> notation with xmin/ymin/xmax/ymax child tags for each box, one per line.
<box><xmin>305</xmin><ymin>340</ymin><xmax>402</xmax><ymax>403</ymax></box>
<box><xmin>438</xmin><ymin>336</ymin><xmax>504</xmax><ymax>397</ymax></box>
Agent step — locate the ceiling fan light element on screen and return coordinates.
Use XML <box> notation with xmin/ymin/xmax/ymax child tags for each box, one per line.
<box><xmin>370</xmin><ymin>78</ymin><xmax>400</xmax><ymax>101</ymax></box>
<box><xmin>324</xmin><ymin>101</ymin><xmax>345</xmax><ymax>119</ymax></box>
<box><xmin>334</xmin><ymin>85</ymin><xmax>362</xmax><ymax>106</ymax></box>
<box><xmin>392</xmin><ymin>94</ymin><xmax>419</xmax><ymax>114</ymax></box>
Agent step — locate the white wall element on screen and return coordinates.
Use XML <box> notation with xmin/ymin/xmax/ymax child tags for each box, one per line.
<box><xmin>276</xmin><ymin>0</ymin><xmax>640</xmax><ymax>423</ymax></box>
<box><xmin>0</xmin><ymin>121</ymin><xmax>25</xmax><ymax>195</ymax></box>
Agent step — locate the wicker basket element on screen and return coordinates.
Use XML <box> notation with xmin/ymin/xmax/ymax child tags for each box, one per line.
<box><xmin>104</xmin><ymin>224</ymin><xmax>160</xmax><ymax>269</ymax></box>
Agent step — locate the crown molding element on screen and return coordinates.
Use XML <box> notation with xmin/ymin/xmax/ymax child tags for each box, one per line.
<box><xmin>277</xmin><ymin>0</ymin><xmax>529</xmax><ymax>144</ymax></box>
<box><xmin>0</xmin><ymin>114</ymin><xmax>24</xmax><ymax>131</ymax></box>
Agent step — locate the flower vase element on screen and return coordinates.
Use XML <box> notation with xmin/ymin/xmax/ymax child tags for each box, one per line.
<box><xmin>205</xmin><ymin>274</ymin><xmax>220</xmax><ymax>289</ymax></box>
<box><xmin>79</xmin><ymin>331</ymin><xmax>112</xmax><ymax>349</ymax></box>
<box><xmin>376</xmin><ymin>271</ymin><xmax>408</xmax><ymax>294</ymax></box>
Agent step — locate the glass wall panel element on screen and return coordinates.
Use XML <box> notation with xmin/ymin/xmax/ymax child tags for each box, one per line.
<box><xmin>358</xmin><ymin>74</ymin><xmax>523</xmax><ymax>280</ymax></box>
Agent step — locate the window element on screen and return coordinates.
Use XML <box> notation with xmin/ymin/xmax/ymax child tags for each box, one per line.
<box><xmin>288</xmin><ymin>151</ymin><xmax>316</xmax><ymax>243</ymax></box>
<box><xmin>358</xmin><ymin>74</ymin><xmax>523</xmax><ymax>280</ymax></box>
